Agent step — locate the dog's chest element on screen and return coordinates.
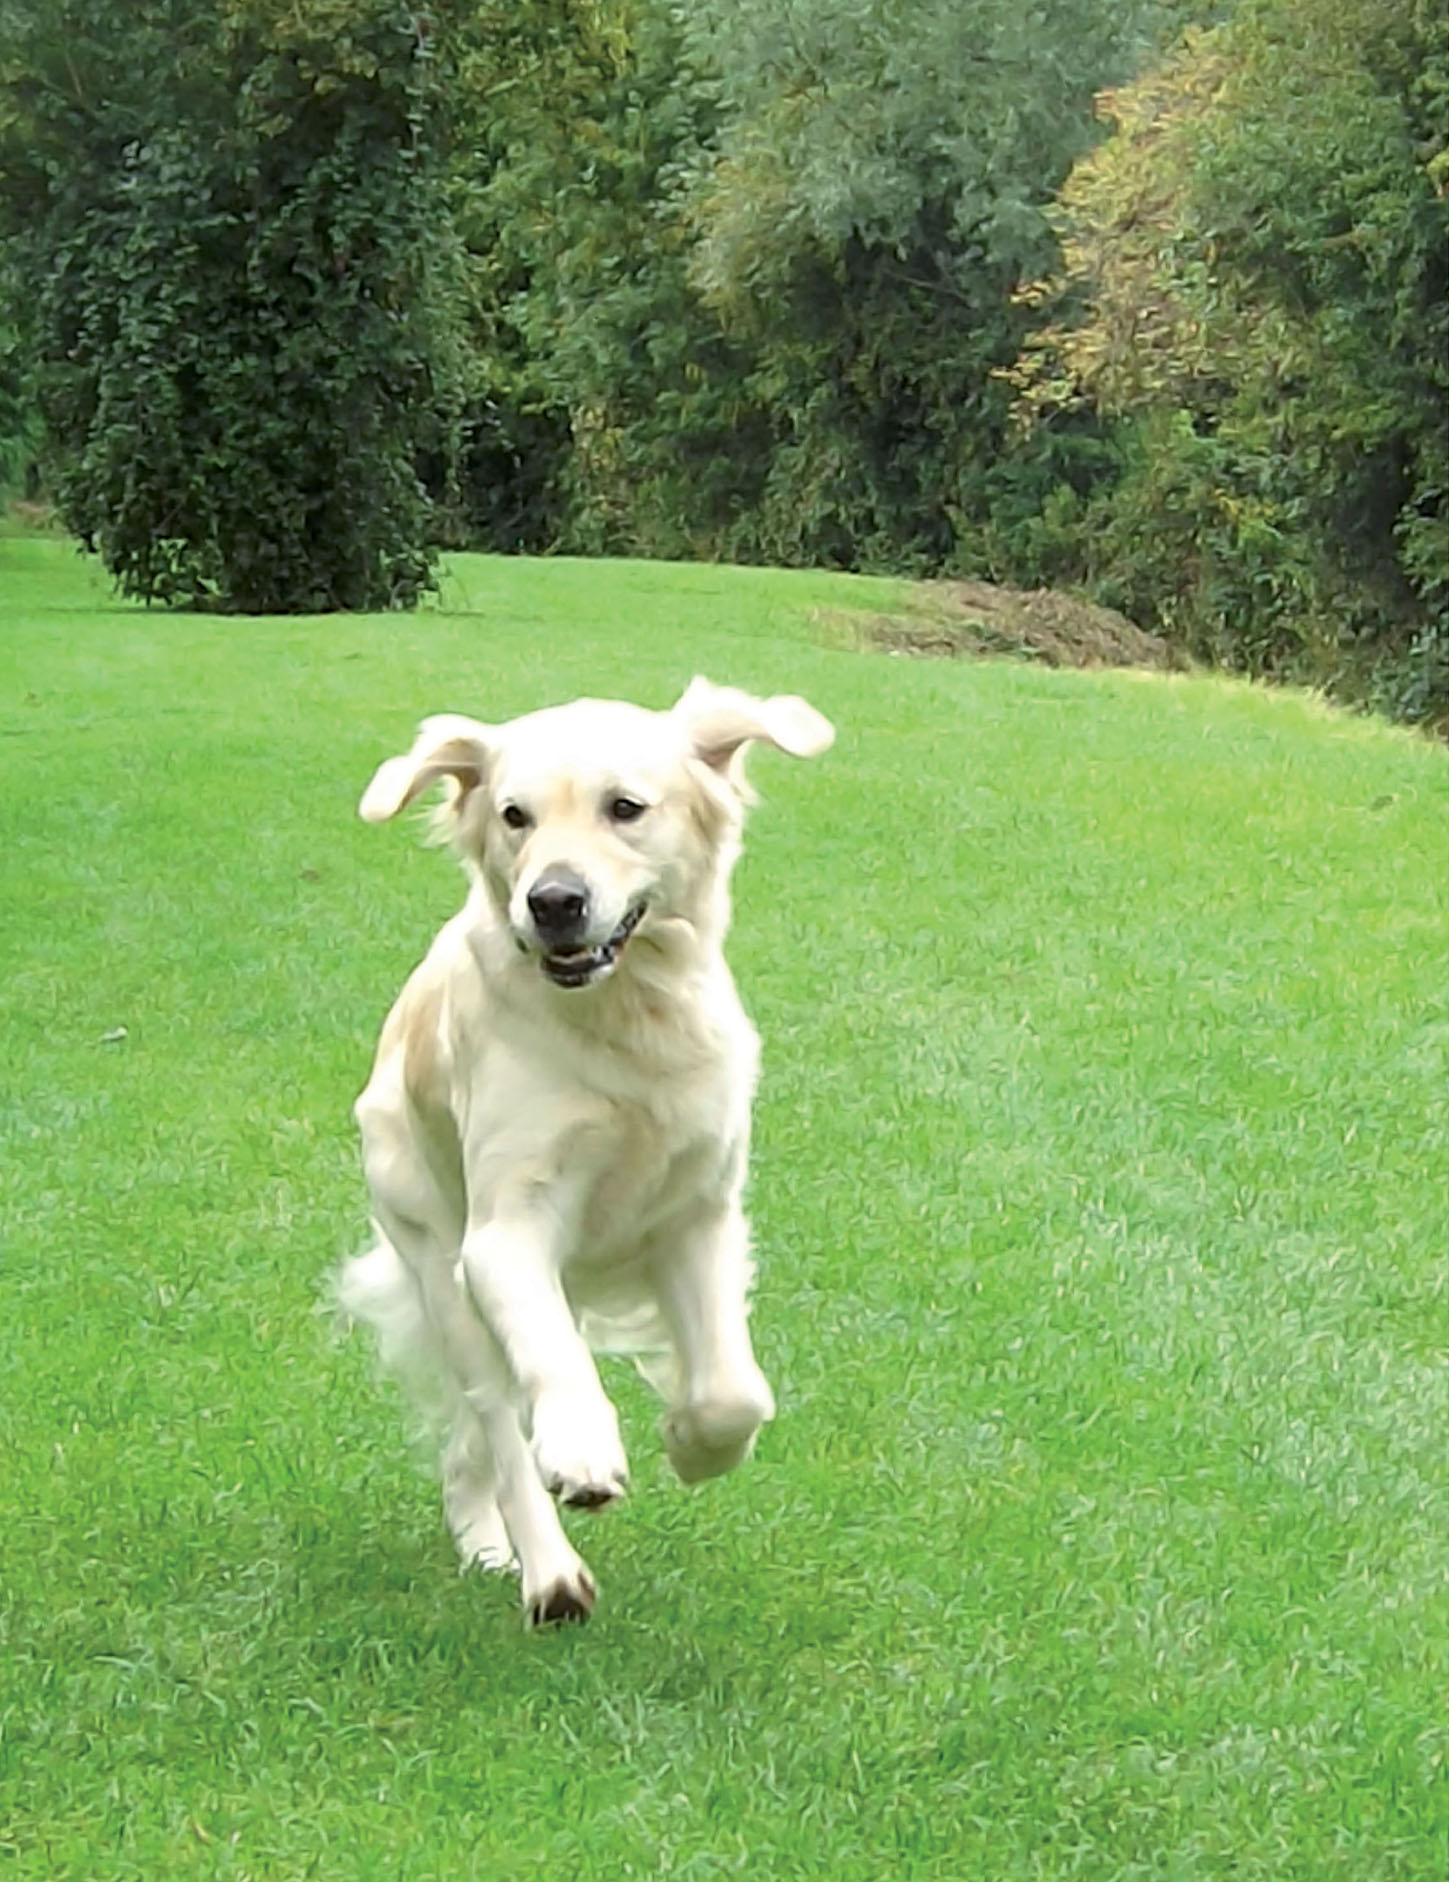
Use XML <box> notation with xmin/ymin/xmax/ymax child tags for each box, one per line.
<box><xmin>571</xmin><ymin>1082</ymin><xmax>742</xmax><ymax>1260</ymax></box>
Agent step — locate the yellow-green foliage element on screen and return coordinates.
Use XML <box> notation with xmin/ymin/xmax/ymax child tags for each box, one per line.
<box><xmin>1007</xmin><ymin>33</ymin><xmax>1238</xmax><ymax>422</ymax></box>
<box><xmin>1007</xmin><ymin>0</ymin><xmax>1449</xmax><ymax>724</ymax></box>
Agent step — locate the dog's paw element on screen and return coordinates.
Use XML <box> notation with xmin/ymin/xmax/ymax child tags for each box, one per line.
<box><xmin>525</xmin><ymin>1565</ymin><xmax>597</xmax><ymax>1629</ymax></box>
<box><xmin>450</xmin><ymin>1500</ymin><xmax>518</xmax><ymax>1575</ymax></box>
<box><xmin>664</xmin><ymin>1388</ymin><xmax>774</xmax><ymax>1485</ymax></box>
<box><xmin>530</xmin><ymin>1393</ymin><xmax>630</xmax><ymax>1510</ymax></box>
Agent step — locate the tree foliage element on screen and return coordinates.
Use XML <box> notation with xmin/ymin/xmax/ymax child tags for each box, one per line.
<box><xmin>1009</xmin><ymin>0</ymin><xmax>1449</xmax><ymax>722</ymax></box>
<box><xmin>439</xmin><ymin>0</ymin><xmax>1173</xmax><ymax>568</ymax></box>
<box><xmin>0</xmin><ymin>0</ymin><xmax>467</xmax><ymax>610</ymax></box>
<box><xmin>1</xmin><ymin>0</ymin><xmax>1443</xmax><ymax>723</ymax></box>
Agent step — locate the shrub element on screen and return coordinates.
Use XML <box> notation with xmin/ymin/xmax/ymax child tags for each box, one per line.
<box><xmin>1008</xmin><ymin>0</ymin><xmax>1449</xmax><ymax>723</ymax></box>
<box><xmin>0</xmin><ymin>2</ymin><xmax>468</xmax><ymax>611</ymax></box>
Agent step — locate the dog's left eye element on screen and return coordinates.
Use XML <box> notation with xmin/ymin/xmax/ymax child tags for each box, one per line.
<box><xmin>608</xmin><ymin>796</ymin><xmax>648</xmax><ymax>824</ymax></box>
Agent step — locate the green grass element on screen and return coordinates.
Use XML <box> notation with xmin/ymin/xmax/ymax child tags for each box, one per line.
<box><xmin>2</xmin><ymin>533</ymin><xmax>1446</xmax><ymax>1880</ymax></box>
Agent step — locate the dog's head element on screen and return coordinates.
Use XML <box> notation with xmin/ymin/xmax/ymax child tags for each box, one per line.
<box><xmin>360</xmin><ymin>679</ymin><xmax>833</xmax><ymax>992</ymax></box>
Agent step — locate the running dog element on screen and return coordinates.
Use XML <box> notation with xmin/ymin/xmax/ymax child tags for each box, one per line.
<box><xmin>340</xmin><ymin>679</ymin><xmax>833</xmax><ymax>1625</ymax></box>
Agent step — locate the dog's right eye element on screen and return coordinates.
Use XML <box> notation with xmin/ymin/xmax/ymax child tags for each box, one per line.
<box><xmin>500</xmin><ymin>804</ymin><xmax>531</xmax><ymax>832</ymax></box>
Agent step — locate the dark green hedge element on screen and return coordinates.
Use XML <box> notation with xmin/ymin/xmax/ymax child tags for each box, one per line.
<box><xmin>1</xmin><ymin>2</ymin><xmax>467</xmax><ymax>612</ymax></box>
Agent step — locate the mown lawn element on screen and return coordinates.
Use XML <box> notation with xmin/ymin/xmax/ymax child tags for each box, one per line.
<box><xmin>2</xmin><ymin>534</ymin><xmax>1446</xmax><ymax>1880</ymax></box>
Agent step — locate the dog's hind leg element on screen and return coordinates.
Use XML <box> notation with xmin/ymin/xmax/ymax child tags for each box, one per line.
<box><xmin>355</xmin><ymin>1092</ymin><xmax>604</xmax><ymax>1624</ymax></box>
<box><xmin>340</xmin><ymin>1239</ymin><xmax>515</xmax><ymax>1576</ymax></box>
<box><xmin>340</xmin><ymin>1239</ymin><xmax>511</xmax><ymax>1570</ymax></box>
<box><xmin>467</xmin><ymin>1398</ymin><xmax>600</xmax><ymax>1626</ymax></box>
<box><xmin>444</xmin><ymin>1398</ymin><xmax>611</xmax><ymax>1622</ymax></box>
<box><xmin>443</xmin><ymin>1409</ymin><xmax>515</xmax><ymax>1574</ymax></box>
<box><xmin>444</xmin><ymin>1410</ymin><xmax>601</xmax><ymax>1625</ymax></box>
<box><xmin>383</xmin><ymin>1218</ymin><xmax>601</xmax><ymax>1626</ymax></box>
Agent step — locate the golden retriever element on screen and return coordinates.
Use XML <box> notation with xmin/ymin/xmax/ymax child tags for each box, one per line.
<box><xmin>339</xmin><ymin>679</ymin><xmax>833</xmax><ymax>1626</ymax></box>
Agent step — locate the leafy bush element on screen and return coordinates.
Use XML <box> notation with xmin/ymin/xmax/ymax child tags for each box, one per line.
<box><xmin>1009</xmin><ymin>0</ymin><xmax>1449</xmax><ymax>723</ymax></box>
<box><xmin>0</xmin><ymin>1</ymin><xmax>468</xmax><ymax>611</ymax></box>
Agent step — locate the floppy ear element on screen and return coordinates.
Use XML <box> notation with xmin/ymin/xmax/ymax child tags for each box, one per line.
<box><xmin>673</xmin><ymin>677</ymin><xmax>834</xmax><ymax>773</ymax></box>
<box><xmin>358</xmin><ymin>714</ymin><xmax>494</xmax><ymax>824</ymax></box>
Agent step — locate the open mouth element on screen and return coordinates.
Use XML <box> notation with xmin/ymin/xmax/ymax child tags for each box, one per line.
<box><xmin>540</xmin><ymin>903</ymin><xmax>646</xmax><ymax>990</ymax></box>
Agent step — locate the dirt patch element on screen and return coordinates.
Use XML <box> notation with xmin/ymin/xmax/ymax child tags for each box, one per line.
<box><xmin>819</xmin><ymin>578</ymin><xmax>1182</xmax><ymax>672</ymax></box>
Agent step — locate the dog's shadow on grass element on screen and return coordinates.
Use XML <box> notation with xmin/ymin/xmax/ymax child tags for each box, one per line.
<box><xmin>283</xmin><ymin>1480</ymin><xmax>846</xmax><ymax>1719</ymax></box>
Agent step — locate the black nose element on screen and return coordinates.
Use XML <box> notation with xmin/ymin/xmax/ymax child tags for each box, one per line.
<box><xmin>527</xmin><ymin>867</ymin><xmax>590</xmax><ymax>944</ymax></box>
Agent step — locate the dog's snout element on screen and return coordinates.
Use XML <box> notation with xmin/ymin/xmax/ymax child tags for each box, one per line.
<box><xmin>527</xmin><ymin>867</ymin><xmax>590</xmax><ymax>943</ymax></box>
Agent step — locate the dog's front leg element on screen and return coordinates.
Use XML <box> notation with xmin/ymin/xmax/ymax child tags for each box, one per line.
<box><xmin>460</xmin><ymin>1213</ymin><xmax>629</xmax><ymax>1510</ymax></box>
<box><xmin>651</xmin><ymin>1205</ymin><xmax>775</xmax><ymax>1485</ymax></box>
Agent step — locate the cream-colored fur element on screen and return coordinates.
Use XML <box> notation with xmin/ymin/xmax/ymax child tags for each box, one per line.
<box><xmin>340</xmin><ymin>679</ymin><xmax>833</xmax><ymax>1626</ymax></box>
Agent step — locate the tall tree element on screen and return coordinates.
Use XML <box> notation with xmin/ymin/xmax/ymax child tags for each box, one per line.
<box><xmin>442</xmin><ymin>0</ymin><xmax>1179</xmax><ymax>570</ymax></box>
<box><xmin>0</xmin><ymin>0</ymin><xmax>468</xmax><ymax>611</ymax></box>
